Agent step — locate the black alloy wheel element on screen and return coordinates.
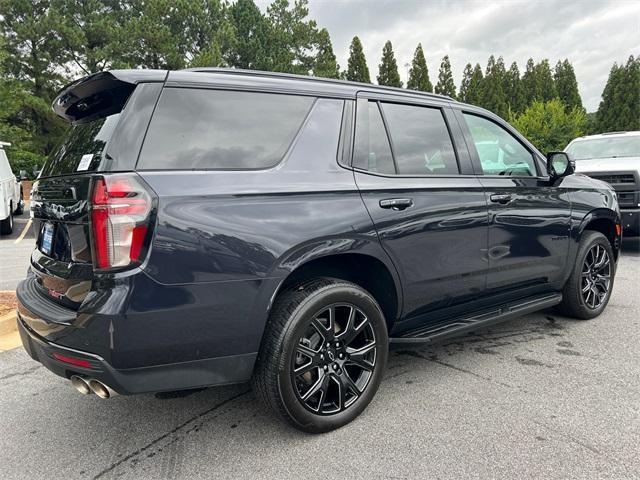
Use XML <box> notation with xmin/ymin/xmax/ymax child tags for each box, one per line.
<box><xmin>292</xmin><ymin>303</ymin><xmax>377</xmax><ymax>415</ymax></box>
<box><xmin>252</xmin><ymin>278</ymin><xmax>388</xmax><ymax>433</ymax></box>
<box><xmin>580</xmin><ymin>243</ymin><xmax>612</xmax><ymax>310</ymax></box>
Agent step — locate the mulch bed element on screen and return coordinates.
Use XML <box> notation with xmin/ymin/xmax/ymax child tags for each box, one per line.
<box><xmin>0</xmin><ymin>291</ymin><xmax>17</xmax><ymax>317</ymax></box>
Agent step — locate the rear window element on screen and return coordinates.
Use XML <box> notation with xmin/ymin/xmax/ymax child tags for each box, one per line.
<box><xmin>137</xmin><ymin>89</ymin><xmax>315</xmax><ymax>170</ymax></box>
<box><xmin>40</xmin><ymin>114</ymin><xmax>120</xmax><ymax>177</ymax></box>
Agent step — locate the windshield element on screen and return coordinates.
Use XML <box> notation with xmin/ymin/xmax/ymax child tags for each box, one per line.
<box><xmin>40</xmin><ymin>114</ymin><xmax>121</xmax><ymax>177</ymax></box>
<box><xmin>565</xmin><ymin>136</ymin><xmax>640</xmax><ymax>160</ymax></box>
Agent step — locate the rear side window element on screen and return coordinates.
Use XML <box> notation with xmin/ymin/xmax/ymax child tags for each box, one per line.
<box><xmin>138</xmin><ymin>89</ymin><xmax>314</xmax><ymax>170</ymax></box>
<box><xmin>381</xmin><ymin>103</ymin><xmax>458</xmax><ymax>175</ymax></box>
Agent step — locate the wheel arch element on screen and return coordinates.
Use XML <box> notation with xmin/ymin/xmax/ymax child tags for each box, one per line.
<box><xmin>251</xmin><ymin>240</ymin><xmax>403</xmax><ymax>351</ymax></box>
<box><xmin>577</xmin><ymin>208</ymin><xmax>621</xmax><ymax>260</ymax></box>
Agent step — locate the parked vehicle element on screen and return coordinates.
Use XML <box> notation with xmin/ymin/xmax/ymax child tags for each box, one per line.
<box><xmin>17</xmin><ymin>69</ymin><xmax>621</xmax><ymax>432</ymax></box>
<box><xmin>0</xmin><ymin>141</ymin><xmax>25</xmax><ymax>235</ymax></box>
<box><xmin>566</xmin><ymin>131</ymin><xmax>640</xmax><ymax>237</ymax></box>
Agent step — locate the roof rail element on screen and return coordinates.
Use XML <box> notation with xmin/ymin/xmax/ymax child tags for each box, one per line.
<box><xmin>0</xmin><ymin>141</ymin><xmax>11</xmax><ymax>148</ymax></box>
<box><xmin>600</xmin><ymin>131</ymin><xmax>628</xmax><ymax>135</ymax></box>
<box><xmin>183</xmin><ymin>67</ymin><xmax>454</xmax><ymax>102</ymax></box>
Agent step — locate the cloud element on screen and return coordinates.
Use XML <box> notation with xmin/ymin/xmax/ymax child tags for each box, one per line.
<box><xmin>305</xmin><ymin>0</ymin><xmax>640</xmax><ymax>111</ymax></box>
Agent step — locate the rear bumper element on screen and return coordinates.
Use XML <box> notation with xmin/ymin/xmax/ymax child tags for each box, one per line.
<box><xmin>17</xmin><ymin>314</ymin><xmax>256</xmax><ymax>394</ymax></box>
<box><xmin>621</xmin><ymin>209</ymin><xmax>639</xmax><ymax>237</ymax></box>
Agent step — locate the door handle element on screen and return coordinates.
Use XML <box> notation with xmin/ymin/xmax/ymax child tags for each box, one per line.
<box><xmin>489</xmin><ymin>194</ymin><xmax>512</xmax><ymax>204</ymax></box>
<box><xmin>379</xmin><ymin>198</ymin><xmax>414</xmax><ymax>211</ymax></box>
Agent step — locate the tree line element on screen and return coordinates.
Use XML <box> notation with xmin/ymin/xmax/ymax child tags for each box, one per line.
<box><xmin>1</xmin><ymin>0</ymin><xmax>638</xmax><ymax>175</ymax></box>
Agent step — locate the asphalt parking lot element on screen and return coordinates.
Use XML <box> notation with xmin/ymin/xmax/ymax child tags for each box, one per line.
<box><xmin>0</xmin><ymin>208</ymin><xmax>34</xmax><ymax>291</ymax></box>
<box><xmin>0</xmin><ymin>239</ymin><xmax>638</xmax><ymax>479</ymax></box>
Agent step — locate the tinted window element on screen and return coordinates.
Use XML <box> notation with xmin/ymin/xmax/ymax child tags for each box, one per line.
<box><xmin>464</xmin><ymin>113</ymin><xmax>536</xmax><ymax>177</ymax></box>
<box><xmin>353</xmin><ymin>101</ymin><xmax>395</xmax><ymax>174</ymax></box>
<box><xmin>41</xmin><ymin>114</ymin><xmax>120</xmax><ymax>177</ymax></box>
<box><xmin>381</xmin><ymin>103</ymin><xmax>458</xmax><ymax>175</ymax></box>
<box><xmin>138</xmin><ymin>89</ymin><xmax>314</xmax><ymax>170</ymax></box>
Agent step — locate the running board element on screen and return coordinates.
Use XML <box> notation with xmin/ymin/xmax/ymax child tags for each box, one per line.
<box><xmin>390</xmin><ymin>293</ymin><xmax>562</xmax><ymax>344</ymax></box>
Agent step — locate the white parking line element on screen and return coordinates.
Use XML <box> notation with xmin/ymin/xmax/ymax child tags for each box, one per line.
<box><xmin>14</xmin><ymin>219</ymin><xmax>32</xmax><ymax>244</ymax></box>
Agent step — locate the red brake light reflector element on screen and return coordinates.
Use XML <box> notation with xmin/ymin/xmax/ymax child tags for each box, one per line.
<box><xmin>52</xmin><ymin>353</ymin><xmax>92</xmax><ymax>369</ymax></box>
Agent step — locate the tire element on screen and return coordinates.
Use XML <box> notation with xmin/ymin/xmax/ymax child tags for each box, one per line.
<box><xmin>252</xmin><ymin>278</ymin><xmax>389</xmax><ymax>433</ymax></box>
<box><xmin>0</xmin><ymin>205</ymin><xmax>13</xmax><ymax>235</ymax></box>
<box><xmin>557</xmin><ymin>231</ymin><xmax>615</xmax><ymax>319</ymax></box>
<box><xmin>14</xmin><ymin>196</ymin><xmax>24</xmax><ymax>216</ymax></box>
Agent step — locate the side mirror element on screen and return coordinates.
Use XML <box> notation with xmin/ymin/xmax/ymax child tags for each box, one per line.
<box><xmin>547</xmin><ymin>151</ymin><xmax>574</xmax><ymax>179</ymax></box>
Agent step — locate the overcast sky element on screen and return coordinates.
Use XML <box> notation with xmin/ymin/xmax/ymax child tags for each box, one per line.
<box><xmin>271</xmin><ymin>0</ymin><xmax>640</xmax><ymax>111</ymax></box>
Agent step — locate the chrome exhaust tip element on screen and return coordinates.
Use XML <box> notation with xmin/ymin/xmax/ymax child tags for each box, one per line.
<box><xmin>70</xmin><ymin>375</ymin><xmax>92</xmax><ymax>395</ymax></box>
<box><xmin>87</xmin><ymin>379</ymin><xmax>117</xmax><ymax>399</ymax></box>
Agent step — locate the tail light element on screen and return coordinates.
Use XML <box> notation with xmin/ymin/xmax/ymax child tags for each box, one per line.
<box><xmin>90</xmin><ymin>173</ymin><xmax>155</xmax><ymax>270</ymax></box>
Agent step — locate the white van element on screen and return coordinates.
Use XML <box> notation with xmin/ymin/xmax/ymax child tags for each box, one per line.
<box><xmin>0</xmin><ymin>141</ymin><xmax>24</xmax><ymax>235</ymax></box>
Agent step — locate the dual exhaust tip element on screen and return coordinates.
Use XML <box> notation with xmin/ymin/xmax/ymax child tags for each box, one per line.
<box><xmin>70</xmin><ymin>375</ymin><xmax>117</xmax><ymax>399</ymax></box>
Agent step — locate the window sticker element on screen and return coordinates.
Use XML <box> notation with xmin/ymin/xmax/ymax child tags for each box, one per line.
<box><xmin>77</xmin><ymin>154</ymin><xmax>94</xmax><ymax>171</ymax></box>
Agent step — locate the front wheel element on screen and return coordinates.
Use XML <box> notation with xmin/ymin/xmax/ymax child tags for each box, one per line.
<box><xmin>252</xmin><ymin>278</ymin><xmax>388</xmax><ymax>433</ymax></box>
<box><xmin>557</xmin><ymin>231</ymin><xmax>615</xmax><ymax>319</ymax></box>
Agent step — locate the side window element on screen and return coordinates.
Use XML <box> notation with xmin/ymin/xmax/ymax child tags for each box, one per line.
<box><xmin>353</xmin><ymin>101</ymin><xmax>395</xmax><ymax>174</ymax></box>
<box><xmin>463</xmin><ymin>113</ymin><xmax>537</xmax><ymax>177</ymax></box>
<box><xmin>381</xmin><ymin>103</ymin><xmax>459</xmax><ymax>175</ymax></box>
<box><xmin>138</xmin><ymin>89</ymin><xmax>314</xmax><ymax>170</ymax></box>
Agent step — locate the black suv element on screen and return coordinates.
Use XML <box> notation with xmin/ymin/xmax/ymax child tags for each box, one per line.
<box><xmin>17</xmin><ymin>69</ymin><xmax>621</xmax><ymax>432</ymax></box>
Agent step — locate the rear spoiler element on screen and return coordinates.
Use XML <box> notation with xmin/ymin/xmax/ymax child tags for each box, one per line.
<box><xmin>52</xmin><ymin>70</ymin><xmax>167</xmax><ymax>124</ymax></box>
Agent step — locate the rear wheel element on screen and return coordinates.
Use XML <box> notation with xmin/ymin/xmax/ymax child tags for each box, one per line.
<box><xmin>557</xmin><ymin>231</ymin><xmax>615</xmax><ymax>319</ymax></box>
<box><xmin>0</xmin><ymin>204</ymin><xmax>13</xmax><ymax>235</ymax></box>
<box><xmin>252</xmin><ymin>278</ymin><xmax>388</xmax><ymax>433</ymax></box>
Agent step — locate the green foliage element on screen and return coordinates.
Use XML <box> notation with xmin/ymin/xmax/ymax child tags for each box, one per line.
<box><xmin>596</xmin><ymin>56</ymin><xmax>639</xmax><ymax>132</ymax></box>
<box><xmin>228</xmin><ymin>0</ymin><xmax>272</xmax><ymax>70</ymax></box>
<box><xmin>52</xmin><ymin>0</ymin><xmax>124</xmax><ymax>74</ymax></box>
<box><xmin>266</xmin><ymin>0</ymin><xmax>318</xmax><ymax>74</ymax></box>
<box><xmin>534</xmin><ymin>59</ymin><xmax>557</xmax><ymax>102</ymax></box>
<box><xmin>521</xmin><ymin>58</ymin><xmax>537</xmax><ymax>106</ymax></box>
<box><xmin>504</xmin><ymin>61</ymin><xmax>525</xmax><ymax>115</ymax></box>
<box><xmin>511</xmin><ymin>99</ymin><xmax>587</xmax><ymax>153</ymax></box>
<box><xmin>434</xmin><ymin>55</ymin><xmax>456</xmax><ymax>99</ymax></box>
<box><xmin>406</xmin><ymin>43</ymin><xmax>432</xmax><ymax>92</ymax></box>
<box><xmin>554</xmin><ymin>59</ymin><xmax>582</xmax><ymax>111</ymax></box>
<box><xmin>346</xmin><ymin>36</ymin><xmax>370</xmax><ymax>83</ymax></box>
<box><xmin>459</xmin><ymin>63</ymin><xmax>483</xmax><ymax>105</ymax></box>
<box><xmin>313</xmin><ymin>28</ymin><xmax>339</xmax><ymax>78</ymax></box>
<box><xmin>376</xmin><ymin>40</ymin><xmax>402</xmax><ymax>87</ymax></box>
<box><xmin>480</xmin><ymin>55</ymin><xmax>508</xmax><ymax>119</ymax></box>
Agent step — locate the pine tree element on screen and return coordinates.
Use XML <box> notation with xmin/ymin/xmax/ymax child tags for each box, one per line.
<box><xmin>377</xmin><ymin>40</ymin><xmax>402</xmax><ymax>87</ymax></box>
<box><xmin>459</xmin><ymin>63</ymin><xmax>474</xmax><ymax>102</ymax></box>
<box><xmin>624</xmin><ymin>56</ymin><xmax>640</xmax><ymax>130</ymax></box>
<box><xmin>597</xmin><ymin>56</ymin><xmax>640</xmax><ymax>132</ymax></box>
<box><xmin>313</xmin><ymin>28</ymin><xmax>339</xmax><ymax>78</ymax></box>
<box><xmin>467</xmin><ymin>63</ymin><xmax>484</xmax><ymax>105</ymax></box>
<box><xmin>534</xmin><ymin>59</ymin><xmax>557</xmax><ymax>102</ymax></box>
<box><xmin>407</xmin><ymin>43</ymin><xmax>432</xmax><ymax>92</ymax></box>
<box><xmin>522</xmin><ymin>58</ymin><xmax>538</xmax><ymax>107</ymax></box>
<box><xmin>504</xmin><ymin>61</ymin><xmax>525</xmax><ymax>115</ymax></box>
<box><xmin>346</xmin><ymin>36</ymin><xmax>370</xmax><ymax>83</ymax></box>
<box><xmin>228</xmin><ymin>0</ymin><xmax>272</xmax><ymax>70</ymax></box>
<box><xmin>554</xmin><ymin>59</ymin><xmax>583</xmax><ymax>111</ymax></box>
<box><xmin>434</xmin><ymin>55</ymin><xmax>456</xmax><ymax>99</ymax></box>
<box><xmin>480</xmin><ymin>55</ymin><xmax>508</xmax><ymax>119</ymax></box>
